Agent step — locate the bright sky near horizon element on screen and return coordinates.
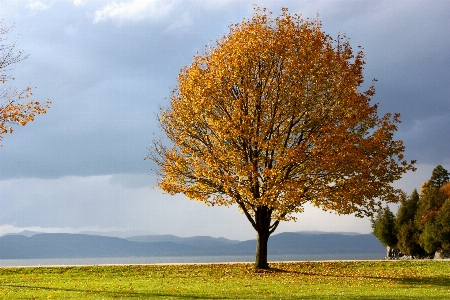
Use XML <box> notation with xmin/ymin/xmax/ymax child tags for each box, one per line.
<box><xmin>0</xmin><ymin>0</ymin><xmax>449</xmax><ymax>240</ymax></box>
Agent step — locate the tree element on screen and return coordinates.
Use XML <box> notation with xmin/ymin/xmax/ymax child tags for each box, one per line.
<box><xmin>393</xmin><ymin>189</ymin><xmax>426</xmax><ymax>257</ymax></box>
<box><xmin>371</xmin><ymin>206</ymin><xmax>399</xmax><ymax>258</ymax></box>
<box><xmin>0</xmin><ymin>18</ymin><xmax>50</xmax><ymax>145</ymax></box>
<box><xmin>371</xmin><ymin>206</ymin><xmax>397</xmax><ymax>247</ymax></box>
<box><xmin>430</xmin><ymin>165</ymin><xmax>449</xmax><ymax>188</ymax></box>
<box><xmin>415</xmin><ymin>180</ymin><xmax>447</xmax><ymax>229</ymax></box>
<box><xmin>395</xmin><ymin>189</ymin><xmax>419</xmax><ymax>228</ymax></box>
<box><xmin>420</xmin><ymin>221</ymin><xmax>441</xmax><ymax>254</ymax></box>
<box><xmin>397</xmin><ymin>220</ymin><xmax>426</xmax><ymax>257</ymax></box>
<box><xmin>433</xmin><ymin>197</ymin><xmax>450</xmax><ymax>250</ymax></box>
<box><xmin>417</xmin><ymin>179</ymin><xmax>450</xmax><ymax>255</ymax></box>
<box><xmin>393</xmin><ymin>166</ymin><xmax>450</xmax><ymax>257</ymax></box>
<box><xmin>149</xmin><ymin>7</ymin><xmax>416</xmax><ymax>269</ymax></box>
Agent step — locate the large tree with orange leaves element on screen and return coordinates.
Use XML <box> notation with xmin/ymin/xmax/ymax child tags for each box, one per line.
<box><xmin>150</xmin><ymin>7</ymin><xmax>416</xmax><ymax>269</ymax></box>
<box><xmin>0</xmin><ymin>18</ymin><xmax>49</xmax><ymax>145</ymax></box>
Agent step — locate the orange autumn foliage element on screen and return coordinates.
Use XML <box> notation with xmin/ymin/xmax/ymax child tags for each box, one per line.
<box><xmin>441</xmin><ymin>182</ymin><xmax>450</xmax><ymax>199</ymax></box>
<box><xmin>150</xmin><ymin>7</ymin><xmax>416</xmax><ymax>268</ymax></box>
<box><xmin>0</xmin><ymin>19</ymin><xmax>50</xmax><ymax>145</ymax></box>
<box><xmin>0</xmin><ymin>85</ymin><xmax>50</xmax><ymax>142</ymax></box>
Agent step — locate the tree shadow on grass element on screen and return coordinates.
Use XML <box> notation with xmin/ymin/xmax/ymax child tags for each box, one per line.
<box><xmin>0</xmin><ymin>283</ymin><xmax>233</xmax><ymax>299</ymax></box>
<box><xmin>290</xmin><ymin>270</ymin><xmax>450</xmax><ymax>288</ymax></box>
<box><xmin>253</xmin><ymin>267</ymin><xmax>293</xmax><ymax>273</ymax></box>
<box><xmin>394</xmin><ymin>275</ymin><xmax>450</xmax><ymax>288</ymax></box>
<box><xmin>264</xmin><ymin>264</ymin><xmax>450</xmax><ymax>292</ymax></box>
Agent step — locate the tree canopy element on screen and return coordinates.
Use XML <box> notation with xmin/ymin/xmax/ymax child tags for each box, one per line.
<box><xmin>395</xmin><ymin>189</ymin><xmax>419</xmax><ymax>228</ymax></box>
<box><xmin>372</xmin><ymin>165</ymin><xmax>450</xmax><ymax>258</ymax></box>
<box><xmin>371</xmin><ymin>206</ymin><xmax>397</xmax><ymax>248</ymax></box>
<box><xmin>0</xmin><ymin>18</ymin><xmax>50</xmax><ymax>145</ymax></box>
<box><xmin>150</xmin><ymin>7</ymin><xmax>416</xmax><ymax>268</ymax></box>
<box><xmin>430</xmin><ymin>165</ymin><xmax>449</xmax><ymax>188</ymax></box>
<box><xmin>415</xmin><ymin>167</ymin><xmax>450</xmax><ymax>254</ymax></box>
<box><xmin>394</xmin><ymin>189</ymin><xmax>424</xmax><ymax>257</ymax></box>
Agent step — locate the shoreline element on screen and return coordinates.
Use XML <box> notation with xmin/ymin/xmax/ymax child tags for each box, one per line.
<box><xmin>0</xmin><ymin>253</ymin><xmax>385</xmax><ymax>267</ymax></box>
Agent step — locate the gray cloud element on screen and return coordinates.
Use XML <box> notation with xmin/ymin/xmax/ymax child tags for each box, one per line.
<box><xmin>0</xmin><ymin>0</ymin><xmax>447</xmax><ymax>179</ymax></box>
<box><xmin>109</xmin><ymin>173</ymin><xmax>155</xmax><ymax>189</ymax></box>
<box><xmin>397</xmin><ymin>115</ymin><xmax>450</xmax><ymax>164</ymax></box>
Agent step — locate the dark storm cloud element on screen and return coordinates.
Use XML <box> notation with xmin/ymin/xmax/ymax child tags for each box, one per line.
<box><xmin>0</xmin><ymin>0</ymin><xmax>447</xmax><ymax>180</ymax></box>
<box><xmin>0</xmin><ymin>0</ymin><xmax>254</xmax><ymax>179</ymax></box>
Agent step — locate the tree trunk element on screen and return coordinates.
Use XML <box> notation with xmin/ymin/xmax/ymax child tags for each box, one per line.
<box><xmin>254</xmin><ymin>206</ymin><xmax>271</xmax><ymax>269</ymax></box>
<box><xmin>255</xmin><ymin>229</ymin><xmax>270</xmax><ymax>269</ymax></box>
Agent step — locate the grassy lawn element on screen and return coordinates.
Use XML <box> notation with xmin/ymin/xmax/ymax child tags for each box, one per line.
<box><xmin>0</xmin><ymin>260</ymin><xmax>449</xmax><ymax>299</ymax></box>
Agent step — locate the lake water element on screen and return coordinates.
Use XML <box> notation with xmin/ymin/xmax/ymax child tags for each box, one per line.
<box><xmin>0</xmin><ymin>253</ymin><xmax>384</xmax><ymax>267</ymax></box>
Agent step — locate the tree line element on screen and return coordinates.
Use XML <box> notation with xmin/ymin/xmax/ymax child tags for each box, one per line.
<box><xmin>371</xmin><ymin>165</ymin><xmax>450</xmax><ymax>259</ymax></box>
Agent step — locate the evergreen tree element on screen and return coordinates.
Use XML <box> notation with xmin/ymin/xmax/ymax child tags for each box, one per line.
<box><xmin>397</xmin><ymin>220</ymin><xmax>426</xmax><ymax>257</ymax></box>
<box><xmin>371</xmin><ymin>206</ymin><xmax>398</xmax><ymax>247</ymax></box>
<box><xmin>394</xmin><ymin>189</ymin><xmax>425</xmax><ymax>257</ymax></box>
<box><xmin>395</xmin><ymin>189</ymin><xmax>419</xmax><ymax>229</ymax></box>
<box><xmin>434</xmin><ymin>198</ymin><xmax>450</xmax><ymax>250</ymax></box>
<box><xmin>394</xmin><ymin>166</ymin><xmax>450</xmax><ymax>258</ymax></box>
<box><xmin>415</xmin><ymin>178</ymin><xmax>447</xmax><ymax>230</ymax></box>
<box><xmin>420</xmin><ymin>222</ymin><xmax>441</xmax><ymax>254</ymax></box>
<box><xmin>418</xmin><ymin>184</ymin><xmax>450</xmax><ymax>254</ymax></box>
<box><xmin>414</xmin><ymin>166</ymin><xmax>449</xmax><ymax>255</ymax></box>
<box><xmin>430</xmin><ymin>165</ymin><xmax>449</xmax><ymax>188</ymax></box>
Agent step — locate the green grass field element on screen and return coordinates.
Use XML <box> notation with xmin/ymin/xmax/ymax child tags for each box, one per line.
<box><xmin>0</xmin><ymin>260</ymin><xmax>449</xmax><ymax>299</ymax></box>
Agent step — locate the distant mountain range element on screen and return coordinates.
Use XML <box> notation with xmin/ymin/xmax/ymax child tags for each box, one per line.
<box><xmin>0</xmin><ymin>231</ymin><xmax>385</xmax><ymax>259</ymax></box>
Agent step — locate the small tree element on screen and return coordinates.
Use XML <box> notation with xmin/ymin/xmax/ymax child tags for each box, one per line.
<box><xmin>0</xmin><ymin>18</ymin><xmax>50</xmax><ymax>145</ymax></box>
<box><xmin>371</xmin><ymin>206</ymin><xmax>399</xmax><ymax>258</ymax></box>
<box><xmin>394</xmin><ymin>189</ymin><xmax>425</xmax><ymax>257</ymax></box>
<box><xmin>150</xmin><ymin>7</ymin><xmax>415</xmax><ymax>269</ymax></box>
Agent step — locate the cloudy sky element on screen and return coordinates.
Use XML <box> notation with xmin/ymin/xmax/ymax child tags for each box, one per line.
<box><xmin>0</xmin><ymin>0</ymin><xmax>448</xmax><ymax>240</ymax></box>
